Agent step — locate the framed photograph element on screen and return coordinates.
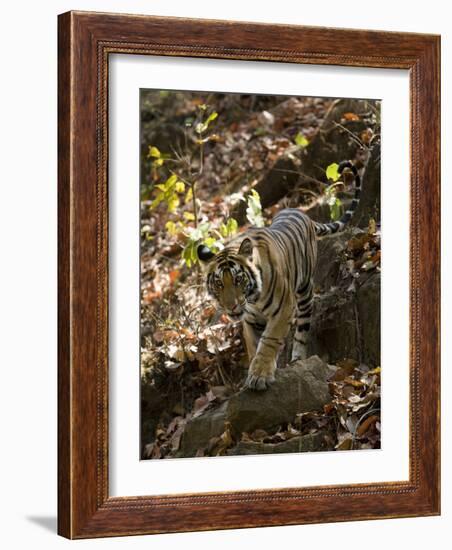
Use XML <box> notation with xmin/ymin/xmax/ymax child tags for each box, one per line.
<box><xmin>58</xmin><ymin>11</ymin><xmax>440</xmax><ymax>538</ymax></box>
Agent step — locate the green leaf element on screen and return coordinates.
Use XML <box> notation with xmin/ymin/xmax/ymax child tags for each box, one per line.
<box><xmin>246</xmin><ymin>190</ymin><xmax>265</xmax><ymax>228</ymax></box>
<box><xmin>203</xmin><ymin>237</ymin><xmax>223</xmax><ymax>253</ymax></box>
<box><xmin>195</xmin><ymin>122</ymin><xmax>206</xmax><ymax>134</ymax></box>
<box><xmin>195</xmin><ymin>111</ymin><xmax>219</xmax><ymax>134</ymax></box>
<box><xmin>203</xmin><ymin>237</ymin><xmax>217</xmax><ymax>249</ymax></box>
<box><xmin>148</xmin><ymin>146</ymin><xmax>161</xmax><ymax>159</ymax></box>
<box><xmin>206</xmin><ymin>111</ymin><xmax>218</xmax><ymax>125</ymax></box>
<box><xmin>182</xmin><ymin>240</ymin><xmax>199</xmax><ymax>267</ymax></box>
<box><xmin>326</xmin><ymin>162</ymin><xmax>340</xmax><ymax>182</ymax></box>
<box><xmin>182</xmin><ymin>243</ymin><xmax>194</xmax><ymax>267</ymax></box>
<box><xmin>220</xmin><ymin>217</ymin><xmax>238</xmax><ymax>238</ymax></box>
<box><xmin>254</xmin><ymin>127</ymin><xmax>267</xmax><ymax>137</ymax></box>
<box><xmin>190</xmin><ymin>222</ymin><xmax>211</xmax><ymax>242</ymax></box>
<box><xmin>295</xmin><ymin>133</ymin><xmax>309</xmax><ymax>147</ymax></box>
<box><xmin>330</xmin><ymin>197</ymin><xmax>343</xmax><ymax>221</ymax></box>
<box><xmin>181</xmin><ymin>220</ymin><xmax>223</xmax><ymax>267</ymax></box>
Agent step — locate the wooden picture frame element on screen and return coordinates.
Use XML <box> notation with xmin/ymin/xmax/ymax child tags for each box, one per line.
<box><xmin>58</xmin><ymin>11</ymin><xmax>440</xmax><ymax>539</ymax></box>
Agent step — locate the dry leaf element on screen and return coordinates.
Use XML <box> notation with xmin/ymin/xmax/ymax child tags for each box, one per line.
<box><xmin>336</xmin><ymin>433</ymin><xmax>353</xmax><ymax>450</ymax></box>
<box><xmin>342</xmin><ymin>112</ymin><xmax>360</xmax><ymax>121</ymax></box>
<box><xmin>357</xmin><ymin>415</ymin><xmax>379</xmax><ymax>437</ymax></box>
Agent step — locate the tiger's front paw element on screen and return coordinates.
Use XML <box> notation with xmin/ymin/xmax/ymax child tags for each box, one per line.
<box><xmin>244</xmin><ymin>359</ymin><xmax>276</xmax><ymax>391</ymax></box>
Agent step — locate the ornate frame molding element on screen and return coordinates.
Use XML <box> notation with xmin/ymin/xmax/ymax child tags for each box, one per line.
<box><xmin>58</xmin><ymin>11</ymin><xmax>440</xmax><ymax>538</ymax></box>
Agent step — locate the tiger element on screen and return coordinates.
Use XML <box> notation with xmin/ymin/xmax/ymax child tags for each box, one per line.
<box><xmin>198</xmin><ymin>161</ymin><xmax>361</xmax><ymax>391</ymax></box>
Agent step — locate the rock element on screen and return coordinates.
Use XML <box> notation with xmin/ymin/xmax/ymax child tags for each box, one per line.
<box><xmin>228</xmin><ymin>432</ymin><xmax>331</xmax><ymax>455</ymax></box>
<box><xmin>314</xmin><ymin>228</ymin><xmax>362</xmax><ymax>291</ymax></box>
<box><xmin>178</xmin><ymin>402</ymin><xmax>228</xmax><ymax>458</ymax></box>
<box><xmin>303</xmin><ymin>201</ymin><xmax>332</xmax><ymax>225</ymax></box>
<box><xmin>140</xmin><ymin>380</ymin><xmax>166</xmax><ymax>451</ymax></box>
<box><xmin>299</xmin><ymin>225</ymin><xmax>381</xmax><ymax>366</ymax></box>
<box><xmin>227</xmin><ymin>356</ymin><xmax>333</xmax><ymax>434</ymax></box>
<box><xmin>308</xmin><ymin>289</ymin><xmax>360</xmax><ymax>364</ymax></box>
<box><xmin>354</xmin><ymin>143</ymin><xmax>381</xmax><ymax>228</ymax></box>
<box><xmin>178</xmin><ymin>356</ymin><xmax>333</xmax><ymax>457</ymax></box>
<box><xmin>357</xmin><ymin>273</ymin><xmax>381</xmax><ymax>366</ymax></box>
<box><xmin>308</xmin><ymin>272</ymin><xmax>380</xmax><ymax>366</ymax></box>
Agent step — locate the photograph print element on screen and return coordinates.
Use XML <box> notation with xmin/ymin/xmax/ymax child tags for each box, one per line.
<box><xmin>140</xmin><ymin>90</ymin><xmax>381</xmax><ymax>460</ymax></box>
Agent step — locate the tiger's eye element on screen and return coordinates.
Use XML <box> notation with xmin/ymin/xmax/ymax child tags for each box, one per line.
<box><xmin>215</xmin><ymin>279</ymin><xmax>223</xmax><ymax>289</ymax></box>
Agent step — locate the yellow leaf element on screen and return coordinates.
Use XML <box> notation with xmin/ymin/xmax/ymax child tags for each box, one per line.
<box><xmin>344</xmin><ymin>377</ymin><xmax>364</xmax><ymax>388</ymax></box>
<box><xmin>203</xmin><ymin>237</ymin><xmax>217</xmax><ymax>248</ymax></box>
<box><xmin>148</xmin><ymin>146</ymin><xmax>161</xmax><ymax>158</ymax></box>
<box><xmin>165</xmin><ymin>221</ymin><xmax>178</xmax><ymax>236</ymax></box>
<box><xmin>326</xmin><ymin>163</ymin><xmax>340</xmax><ymax>182</ymax></box>
<box><xmin>295</xmin><ymin>133</ymin><xmax>309</xmax><ymax>147</ymax></box>
<box><xmin>185</xmin><ymin>187</ymin><xmax>193</xmax><ymax>204</ymax></box>
<box><xmin>175</xmin><ymin>180</ymin><xmax>185</xmax><ymax>193</ymax></box>
<box><xmin>336</xmin><ymin>434</ymin><xmax>353</xmax><ymax>450</ymax></box>
<box><xmin>183</xmin><ymin>211</ymin><xmax>195</xmax><ymax>221</ymax></box>
<box><xmin>206</xmin><ymin>111</ymin><xmax>218</xmax><ymax>124</ymax></box>
<box><xmin>150</xmin><ymin>194</ymin><xmax>164</xmax><ymax>209</ymax></box>
<box><xmin>165</xmin><ymin>174</ymin><xmax>178</xmax><ymax>187</ymax></box>
<box><xmin>368</xmin><ymin>218</ymin><xmax>377</xmax><ymax>235</ymax></box>
<box><xmin>367</xmin><ymin>367</ymin><xmax>381</xmax><ymax>375</ymax></box>
<box><xmin>167</xmin><ymin>195</ymin><xmax>180</xmax><ymax>213</ymax></box>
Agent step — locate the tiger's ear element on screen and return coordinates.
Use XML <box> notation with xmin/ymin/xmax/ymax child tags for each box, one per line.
<box><xmin>197</xmin><ymin>244</ymin><xmax>215</xmax><ymax>263</ymax></box>
<box><xmin>238</xmin><ymin>238</ymin><xmax>253</xmax><ymax>257</ymax></box>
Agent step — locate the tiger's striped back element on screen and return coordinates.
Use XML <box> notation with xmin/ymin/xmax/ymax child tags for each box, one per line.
<box><xmin>264</xmin><ymin>208</ymin><xmax>318</xmax><ymax>296</ymax></box>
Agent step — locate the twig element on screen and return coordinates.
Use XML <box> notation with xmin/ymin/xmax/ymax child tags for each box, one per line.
<box><xmin>192</xmin><ymin>182</ymin><xmax>199</xmax><ymax>228</ymax></box>
<box><xmin>332</xmin><ymin>121</ymin><xmax>368</xmax><ymax>150</ymax></box>
<box><xmin>319</xmin><ymin>98</ymin><xmax>342</xmax><ymax>130</ymax></box>
<box><xmin>272</xmin><ymin>168</ymin><xmax>326</xmax><ymax>188</ymax></box>
<box><xmin>365</xmin><ymin>100</ymin><xmax>381</xmax><ymax>117</ymax></box>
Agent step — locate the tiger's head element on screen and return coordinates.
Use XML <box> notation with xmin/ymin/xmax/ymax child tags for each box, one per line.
<box><xmin>197</xmin><ymin>237</ymin><xmax>262</xmax><ymax>320</ymax></box>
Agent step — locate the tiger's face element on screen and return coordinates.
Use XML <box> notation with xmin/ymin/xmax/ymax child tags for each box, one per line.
<box><xmin>198</xmin><ymin>238</ymin><xmax>261</xmax><ymax>319</ymax></box>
